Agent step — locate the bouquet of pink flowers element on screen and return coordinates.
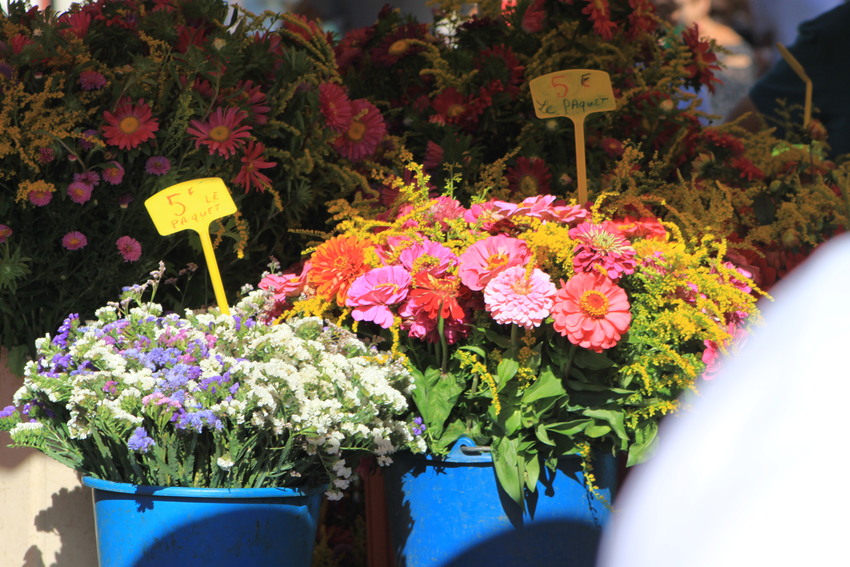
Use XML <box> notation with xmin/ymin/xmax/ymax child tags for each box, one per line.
<box><xmin>262</xmin><ymin>162</ymin><xmax>763</xmax><ymax>505</ymax></box>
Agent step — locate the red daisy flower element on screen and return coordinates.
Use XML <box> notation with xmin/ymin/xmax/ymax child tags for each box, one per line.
<box><xmin>102</xmin><ymin>98</ymin><xmax>159</xmax><ymax>150</ymax></box>
<box><xmin>430</xmin><ymin>87</ymin><xmax>479</xmax><ymax>128</ymax></box>
<box><xmin>626</xmin><ymin>0</ymin><xmax>658</xmax><ymax>39</ymax></box>
<box><xmin>319</xmin><ymin>82</ymin><xmax>353</xmax><ymax>133</ymax></box>
<box><xmin>231</xmin><ymin>80</ymin><xmax>270</xmax><ymax>125</ymax></box>
<box><xmin>506</xmin><ymin>157</ymin><xmax>552</xmax><ymax>196</ymax></box>
<box><xmin>371</xmin><ymin>23</ymin><xmax>429</xmax><ymax>66</ymax></box>
<box><xmin>522</xmin><ymin>0</ymin><xmax>547</xmax><ymax>33</ymax></box>
<box><xmin>233</xmin><ymin>141</ymin><xmax>276</xmax><ymax>192</ymax></box>
<box><xmin>730</xmin><ymin>157</ymin><xmax>765</xmax><ymax>181</ymax></box>
<box><xmin>332</xmin><ymin>99</ymin><xmax>386</xmax><ymax>161</ymax></box>
<box><xmin>682</xmin><ymin>24</ymin><xmax>722</xmax><ymax>93</ymax></box>
<box><xmin>582</xmin><ymin>0</ymin><xmax>618</xmax><ymax>40</ymax></box>
<box><xmin>187</xmin><ymin>107</ymin><xmax>253</xmax><ymax>158</ymax></box>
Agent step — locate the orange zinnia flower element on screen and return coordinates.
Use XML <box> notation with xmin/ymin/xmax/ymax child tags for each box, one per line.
<box><xmin>306</xmin><ymin>235</ymin><xmax>372</xmax><ymax>306</ymax></box>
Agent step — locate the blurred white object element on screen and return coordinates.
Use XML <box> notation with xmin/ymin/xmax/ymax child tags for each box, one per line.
<box><xmin>597</xmin><ymin>232</ymin><xmax>850</xmax><ymax>567</ymax></box>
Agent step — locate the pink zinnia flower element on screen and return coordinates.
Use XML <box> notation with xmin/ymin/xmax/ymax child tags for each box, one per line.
<box><xmin>346</xmin><ymin>265</ymin><xmax>412</xmax><ymax>328</ymax></box>
<box><xmin>37</xmin><ymin>147</ymin><xmax>55</xmax><ymax>164</ymax></box>
<box><xmin>332</xmin><ymin>98</ymin><xmax>386</xmax><ymax>161</ymax></box>
<box><xmin>61</xmin><ymin>231</ymin><xmax>88</xmax><ymax>250</ymax></box>
<box><xmin>102</xmin><ymin>98</ymin><xmax>159</xmax><ymax>150</ymax></box>
<box><xmin>0</xmin><ymin>224</ymin><xmax>11</xmax><ymax>243</ymax></box>
<box><xmin>102</xmin><ymin>161</ymin><xmax>125</xmax><ymax>185</ymax></box>
<box><xmin>28</xmin><ymin>187</ymin><xmax>53</xmax><ymax>206</ymax></box>
<box><xmin>145</xmin><ymin>156</ymin><xmax>171</xmax><ymax>176</ymax></box>
<box><xmin>79</xmin><ymin>70</ymin><xmax>106</xmax><ymax>91</ymax></box>
<box><xmin>318</xmin><ymin>82</ymin><xmax>353</xmax><ymax>133</ymax></box>
<box><xmin>484</xmin><ymin>266</ymin><xmax>556</xmax><ymax>329</ymax></box>
<box><xmin>464</xmin><ymin>201</ymin><xmax>516</xmax><ymax>233</ymax></box>
<box><xmin>186</xmin><ymin>106</ymin><xmax>253</xmax><ymax>158</ymax></box>
<box><xmin>398</xmin><ymin>240</ymin><xmax>457</xmax><ymax>277</ymax></box>
<box><xmin>116</xmin><ymin>236</ymin><xmax>142</xmax><ymax>262</ymax></box>
<box><xmin>457</xmin><ymin>234</ymin><xmax>532</xmax><ymax>291</ymax></box>
<box><xmin>551</xmin><ymin>272</ymin><xmax>631</xmax><ymax>352</ymax></box>
<box><xmin>569</xmin><ymin>222</ymin><xmax>637</xmax><ymax>279</ymax></box>
<box><xmin>612</xmin><ymin>216</ymin><xmax>667</xmax><ymax>241</ymax></box>
<box><xmin>67</xmin><ymin>181</ymin><xmax>93</xmax><ymax>205</ymax></box>
<box><xmin>259</xmin><ymin>262</ymin><xmax>310</xmax><ymax>303</ymax></box>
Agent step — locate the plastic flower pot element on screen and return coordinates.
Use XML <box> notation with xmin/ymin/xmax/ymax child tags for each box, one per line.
<box><xmin>82</xmin><ymin>477</ymin><xmax>323</xmax><ymax>567</ymax></box>
<box><xmin>380</xmin><ymin>437</ymin><xmax>616</xmax><ymax>567</ymax></box>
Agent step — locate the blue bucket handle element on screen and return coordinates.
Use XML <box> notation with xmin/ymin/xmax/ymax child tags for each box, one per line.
<box><xmin>446</xmin><ymin>436</ymin><xmax>493</xmax><ymax>463</ymax></box>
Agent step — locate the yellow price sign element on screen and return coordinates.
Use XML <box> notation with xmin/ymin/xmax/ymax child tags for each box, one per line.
<box><xmin>529</xmin><ymin>69</ymin><xmax>616</xmax><ymax>203</ymax></box>
<box><xmin>145</xmin><ymin>177</ymin><xmax>237</xmax><ymax>315</ymax></box>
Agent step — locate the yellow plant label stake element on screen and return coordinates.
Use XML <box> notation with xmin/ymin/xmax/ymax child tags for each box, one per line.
<box><xmin>529</xmin><ymin>69</ymin><xmax>616</xmax><ymax>204</ymax></box>
<box><xmin>775</xmin><ymin>43</ymin><xmax>812</xmax><ymax>128</ymax></box>
<box><xmin>145</xmin><ymin>177</ymin><xmax>237</xmax><ymax>315</ymax></box>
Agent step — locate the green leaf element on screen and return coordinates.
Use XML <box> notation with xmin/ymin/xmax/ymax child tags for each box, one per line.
<box><xmin>522</xmin><ymin>366</ymin><xmax>566</xmax><ymax>406</ymax></box>
<box><xmin>584</xmin><ymin>408</ymin><xmax>628</xmax><ymax>441</ymax></box>
<box><xmin>491</xmin><ymin>437</ymin><xmax>523</xmax><ymax>506</ymax></box>
<box><xmin>495</xmin><ymin>358</ymin><xmax>519</xmax><ymax>386</ymax></box>
<box><xmin>411</xmin><ymin>366</ymin><xmax>463</xmax><ymax>438</ymax></box>
<box><xmin>627</xmin><ymin>420</ymin><xmax>659</xmax><ymax>466</ymax></box>
<box><xmin>584</xmin><ymin>424</ymin><xmax>611</xmax><ymax>438</ymax></box>
<box><xmin>545</xmin><ymin>419</ymin><xmax>591</xmax><ymax>437</ymax></box>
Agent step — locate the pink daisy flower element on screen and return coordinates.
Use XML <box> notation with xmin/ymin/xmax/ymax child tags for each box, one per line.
<box><xmin>102</xmin><ymin>98</ymin><xmax>159</xmax><ymax>150</ymax></box>
<box><xmin>0</xmin><ymin>224</ymin><xmax>11</xmax><ymax>243</ymax></box>
<box><xmin>233</xmin><ymin>141</ymin><xmax>276</xmax><ymax>192</ymax></box>
<box><xmin>67</xmin><ymin>181</ymin><xmax>93</xmax><ymax>205</ymax></box>
<box><xmin>61</xmin><ymin>231</ymin><xmax>88</xmax><ymax>250</ymax></box>
<box><xmin>484</xmin><ymin>265</ymin><xmax>556</xmax><ymax>329</ymax></box>
<box><xmin>332</xmin><ymin>99</ymin><xmax>386</xmax><ymax>161</ymax></box>
<box><xmin>569</xmin><ymin>222</ymin><xmax>638</xmax><ymax>279</ymax></box>
<box><xmin>102</xmin><ymin>161</ymin><xmax>125</xmax><ymax>185</ymax></box>
<box><xmin>318</xmin><ymin>82</ymin><xmax>353</xmax><ymax>133</ymax></box>
<box><xmin>551</xmin><ymin>272</ymin><xmax>631</xmax><ymax>352</ymax></box>
<box><xmin>398</xmin><ymin>239</ymin><xmax>458</xmax><ymax>277</ymax></box>
<box><xmin>187</xmin><ymin>106</ymin><xmax>253</xmax><ymax>158</ymax></box>
<box><xmin>346</xmin><ymin>265</ymin><xmax>412</xmax><ymax>329</ymax></box>
<box><xmin>457</xmin><ymin>234</ymin><xmax>532</xmax><ymax>291</ymax></box>
<box><xmin>74</xmin><ymin>170</ymin><xmax>100</xmax><ymax>187</ymax></box>
<box><xmin>116</xmin><ymin>235</ymin><xmax>142</xmax><ymax>262</ymax></box>
<box><xmin>145</xmin><ymin>156</ymin><xmax>171</xmax><ymax>176</ymax></box>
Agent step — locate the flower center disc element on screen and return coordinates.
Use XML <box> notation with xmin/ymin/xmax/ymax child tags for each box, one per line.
<box><xmin>447</xmin><ymin>104</ymin><xmax>465</xmax><ymax>118</ymax></box>
<box><xmin>579</xmin><ymin>290</ymin><xmax>609</xmax><ymax>318</ymax></box>
<box><xmin>388</xmin><ymin>39</ymin><xmax>410</xmax><ymax>56</ymax></box>
<box><xmin>119</xmin><ymin>116</ymin><xmax>140</xmax><ymax>135</ymax></box>
<box><xmin>347</xmin><ymin>121</ymin><xmax>366</xmax><ymax>142</ymax></box>
<box><xmin>209</xmin><ymin>125</ymin><xmax>232</xmax><ymax>142</ymax></box>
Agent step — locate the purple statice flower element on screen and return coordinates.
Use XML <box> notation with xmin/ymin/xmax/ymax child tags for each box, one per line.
<box><xmin>176</xmin><ymin>409</ymin><xmax>223</xmax><ymax>433</ymax></box>
<box><xmin>141</xmin><ymin>347</ymin><xmax>180</xmax><ymax>371</ymax></box>
<box><xmin>412</xmin><ymin>417</ymin><xmax>426</xmax><ymax>436</ymax></box>
<box><xmin>127</xmin><ymin>427</ymin><xmax>155</xmax><ymax>453</ymax></box>
<box><xmin>199</xmin><ymin>371</ymin><xmax>231</xmax><ymax>394</ymax></box>
<box><xmin>228</xmin><ymin>382</ymin><xmax>240</xmax><ymax>395</ymax></box>
<box><xmin>103</xmin><ymin>381</ymin><xmax>118</xmax><ymax>395</ymax></box>
<box><xmin>51</xmin><ymin>353</ymin><xmax>72</xmax><ymax>371</ymax></box>
<box><xmin>0</xmin><ymin>405</ymin><xmax>16</xmax><ymax>418</ymax></box>
<box><xmin>159</xmin><ymin>364</ymin><xmax>202</xmax><ymax>392</ymax></box>
<box><xmin>52</xmin><ymin>314</ymin><xmax>80</xmax><ymax>347</ymax></box>
<box><xmin>78</xmin><ymin>129</ymin><xmax>100</xmax><ymax>151</ymax></box>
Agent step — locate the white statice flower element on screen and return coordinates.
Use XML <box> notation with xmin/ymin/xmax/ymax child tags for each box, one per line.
<box><xmin>121</xmin><ymin>370</ymin><xmax>156</xmax><ymax>392</ymax></box>
<box><xmin>100</xmin><ymin>400</ymin><xmax>143</xmax><ymax>425</ymax></box>
<box><xmin>376</xmin><ymin>455</ymin><xmax>394</xmax><ymax>467</ymax></box>
<box><xmin>216</xmin><ymin>457</ymin><xmax>235</xmax><ymax>471</ymax></box>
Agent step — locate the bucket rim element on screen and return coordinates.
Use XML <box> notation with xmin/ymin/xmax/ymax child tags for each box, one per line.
<box><xmin>82</xmin><ymin>476</ymin><xmax>326</xmax><ymax>499</ymax></box>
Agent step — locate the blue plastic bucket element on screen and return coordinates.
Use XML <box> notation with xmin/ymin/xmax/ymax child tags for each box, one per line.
<box><xmin>82</xmin><ymin>477</ymin><xmax>323</xmax><ymax>567</ymax></box>
<box><xmin>382</xmin><ymin>437</ymin><xmax>616</xmax><ymax>567</ymax></box>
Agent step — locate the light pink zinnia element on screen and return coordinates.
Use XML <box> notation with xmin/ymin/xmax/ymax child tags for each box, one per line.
<box><xmin>346</xmin><ymin>265</ymin><xmax>412</xmax><ymax>328</ymax></box>
<box><xmin>457</xmin><ymin>234</ymin><xmax>532</xmax><ymax>291</ymax></box>
<box><xmin>398</xmin><ymin>240</ymin><xmax>457</xmax><ymax>277</ymax></box>
<box><xmin>484</xmin><ymin>265</ymin><xmax>556</xmax><ymax>329</ymax></box>
<box><xmin>551</xmin><ymin>272</ymin><xmax>631</xmax><ymax>352</ymax></box>
<box><xmin>116</xmin><ymin>235</ymin><xmax>142</xmax><ymax>262</ymax></box>
<box><xmin>61</xmin><ymin>231</ymin><xmax>87</xmax><ymax>250</ymax></box>
<box><xmin>569</xmin><ymin>221</ymin><xmax>637</xmax><ymax>280</ymax></box>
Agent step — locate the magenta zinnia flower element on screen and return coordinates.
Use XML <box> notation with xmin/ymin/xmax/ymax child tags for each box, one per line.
<box><xmin>484</xmin><ymin>266</ymin><xmax>556</xmax><ymax>329</ymax></box>
<box><xmin>551</xmin><ymin>272</ymin><xmax>631</xmax><ymax>352</ymax></box>
<box><xmin>145</xmin><ymin>156</ymin><xmax>171</xmax><ymax>176</ymax></box>
<box><xmin>0</xmin><ymin>224</ymin><xmax>11</xmax><ymax>243</ymax></box>
<box><xmin>62</xmin><ymin>231</ymin><xmax>87</xmax><ymax>250</ymax></box>
<box><xmin>102</xmin><ymin>98</ymin><xmax>159</xmax><ymax>150</ymax></box>
<box><xmin>346</xmin><ymin>265</ymin><xmax>412</xmax><ymax>329</ymax></box>
<box><xmin>79</xmin><ymin>70</ymin><xmax>106</xmax><ymax>91</ymax></box>
<box><xmin>457</xmin><ymin>234</ymin><xmax>532</xmax><ymax>291</ymax></box>
<box><xmin>187</xmin><ymin>106</ymin><xmax>253</xmax><ymax>158</ymax></box>
<box><xmin>102</xmin><ymin>161</ymin><xmax>125</xmax><ymax>185</ymax></box>
<box><xmin>67</xmin><ymin>181</ymin><xmax>93</xmax><ymax>205</ymax></box>
<box><xmin>116</xmin><ymin>236</ymin><xmax>142</xmax><ymax>262</ymax></box>
<box><xmin>569</xmin><ymin>222</ymin><xmax>637</xmax><ymax>279</ymax></box>
<box><xmin>332</xmin><ymin>99</ymin><xmax>386</xmax><ymax>161</ymax></box>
